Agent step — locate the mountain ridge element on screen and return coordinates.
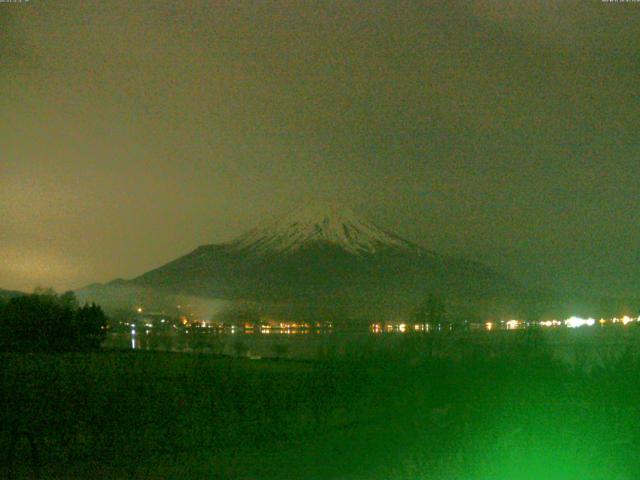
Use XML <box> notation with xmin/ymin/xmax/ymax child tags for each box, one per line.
<box><xmin>0</xmin><ymin>288</ymin><xmax>26</xmax><ymax>299</ymax></box>
<box><xmin>78</xmin><ymin>203</ymin><xmax>525</xmax><ymax>321</ymax></box>
<box><xmin>229</xmin><ymin>201</ymin><xmax>426</xmax><ymax>256</ymax></box>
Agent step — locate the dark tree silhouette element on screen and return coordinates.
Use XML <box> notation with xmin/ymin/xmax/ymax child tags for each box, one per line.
<box><xmin>415</xmin><ymin>293</ymin><xmax>446</xmax><ymax>327</ymax></box>
<box><xmin>73</xmin><ymin>302</ymin><xmax>108</xmax><ymax>350</ymax></box>
<box><xmin>0</xmin><ymin>290</ymin><xmax>107</xmax><ymax>352</ymax></box>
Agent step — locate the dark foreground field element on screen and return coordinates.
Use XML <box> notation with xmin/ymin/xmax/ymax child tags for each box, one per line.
<box><xmin>2</xmin><ymin>332</ymin><xmax>640</xmax><ymax>479</ymax></box>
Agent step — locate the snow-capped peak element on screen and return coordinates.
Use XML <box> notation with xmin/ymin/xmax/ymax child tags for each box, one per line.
<box><xmin>230</xmin><ymin>201</ymin><xmax>419</xmax><ymax>255</ymax></box>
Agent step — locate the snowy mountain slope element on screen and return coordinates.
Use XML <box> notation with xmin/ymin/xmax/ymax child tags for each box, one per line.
<box><xmin>231</xmin><ymin>202</ymin><xmax>424</xmax><ymax>255</ymax></box>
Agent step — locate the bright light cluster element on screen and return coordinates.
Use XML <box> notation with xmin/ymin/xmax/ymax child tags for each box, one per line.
<box><xmin>622</xmin><ymin>316</ymin><xmax>634</xmax><ymax>325</ymax></box>
<box><xmin>539</xmin><ymin>320</ymin><xmax>562</xmax><ymax>327</ymax></box>
<box><xmin>565</xmin><ymin>316</ymin><xmax>596</xmax><ymax>328</ymax></box>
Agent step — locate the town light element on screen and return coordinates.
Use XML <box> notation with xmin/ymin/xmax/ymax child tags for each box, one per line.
<box><xmin>506</xmin><ymin>320</ymin><xmax>520</xmax><ymax>330</ymax></box>
<box><xmin>565</xmin><ymin>316</ymin><xmax>595</xmax><ymax>328</ymax></box>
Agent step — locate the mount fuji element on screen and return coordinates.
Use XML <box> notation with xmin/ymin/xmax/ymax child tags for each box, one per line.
<box><xmin>231</xmin><ymin>202</ymin><xmax>422</xmax><ymax>255</ymax></box>
<box><xmin>79</xmin><ymin>202</ymin><xmax>524</xmax><ymax>322</ymax></box>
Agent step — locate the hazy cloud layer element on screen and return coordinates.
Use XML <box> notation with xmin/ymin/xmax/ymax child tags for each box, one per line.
<box><xmin>1</xmin><ymin>1</ymin><xmax>639</xmax><ymax>295</ymax></box>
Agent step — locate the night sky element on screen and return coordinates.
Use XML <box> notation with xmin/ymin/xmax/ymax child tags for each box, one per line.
<box><xmin>2</xmin><ymin>1</ymin><xmax>639</xmax><ymax>296</ymax></box>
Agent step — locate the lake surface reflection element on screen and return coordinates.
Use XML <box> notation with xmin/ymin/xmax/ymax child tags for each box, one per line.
<box><xmin>107</xmin><ymin>328</ymin><xmax>370</xmax><ymax>359</ymax></box>
<box><xmin>105</xmin><ymin>324</ymin><xmax>640</xmax><ymax>368</ymax></box>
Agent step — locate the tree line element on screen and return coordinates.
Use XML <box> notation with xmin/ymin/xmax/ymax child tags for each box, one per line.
<box><xmin>0</xmin><ymin>288</ymin><xmax>108</xmax><ymax>352</ymax></box>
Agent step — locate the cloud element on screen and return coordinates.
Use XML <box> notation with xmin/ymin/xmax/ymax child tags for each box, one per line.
<box><xmin>0</xmin><ymin>244</ymin><xmax>83</xmax><ymax>292</ymax></box>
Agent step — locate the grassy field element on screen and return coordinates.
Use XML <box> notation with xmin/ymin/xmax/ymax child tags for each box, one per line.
<box><xmin>2</xmin><ymin>331</ymin><xmax>640</xmax><ymax>479</ymax></box>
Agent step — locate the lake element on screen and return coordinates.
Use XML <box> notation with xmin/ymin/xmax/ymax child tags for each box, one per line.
<box><xmin>104</xmin><ymin>323</ymin><xmax>640</xmax><ymax>369</ymax></box>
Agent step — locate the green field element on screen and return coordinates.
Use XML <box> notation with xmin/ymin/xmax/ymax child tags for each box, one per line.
<box><xmin>2</xmin><ymin>333</ymin><xmax>640</xmax><ymax>479</ymax></box>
